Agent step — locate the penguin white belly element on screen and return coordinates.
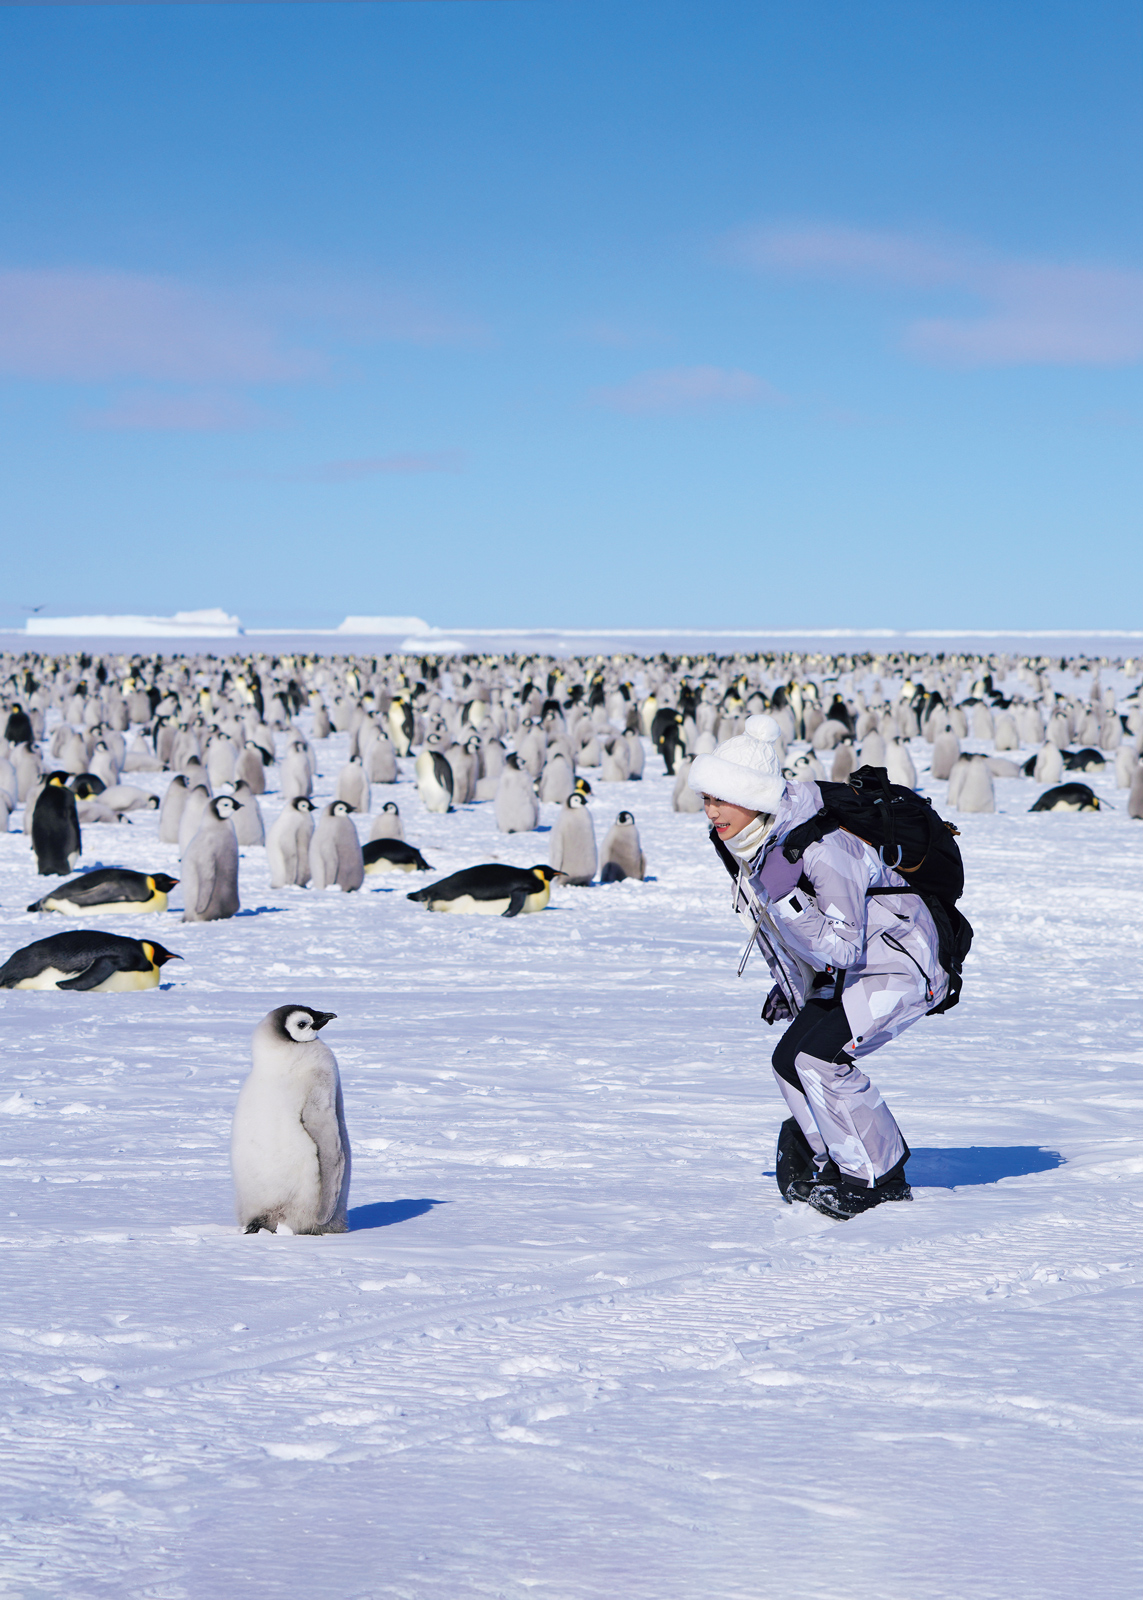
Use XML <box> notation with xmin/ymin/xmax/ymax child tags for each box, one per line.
<box><xmin>43</xmin><ymin>893</ymin><xmax>166</xmax><ymax>916</ymax></box>
<box><xmin>364</xmin><ymin>858</ymin><xmax>416</xmax><ymax>874</ymax></box>
<box><xmin>14</xmin><ymin>967</ymin><xmax>71</xmax><ymax>991</ymax></box>
<box><xmin>429</xmin><ymin>894</ymin><xmax>510</xmax><ymax>915</ymax></box>
<box><xmin>91</xmin><ymin>966</ymin><xmax>161</xmax><ymax>992</ymax></box>
<box><xmin>231</xmin><ymin>1082</ymin><xmax>323</xmax><ymax>1229</ymax></box>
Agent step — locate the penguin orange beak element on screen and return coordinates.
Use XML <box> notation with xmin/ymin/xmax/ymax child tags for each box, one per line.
<box><xmin>311</xmin><ymin>1011</ymin><xmax>337</xmax><ymax>1030</ymax></box>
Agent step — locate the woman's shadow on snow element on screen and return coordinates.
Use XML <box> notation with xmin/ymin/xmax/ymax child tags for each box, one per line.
<box><xmin>908</xmin><ymin>1147</ymin><xmax>1062</xmax><ymax>1188</ymax></box>
<box><xmin>347</xmin><ymin>1198</ymin><xmax>444</xmax><ymax>1231</ymax></box>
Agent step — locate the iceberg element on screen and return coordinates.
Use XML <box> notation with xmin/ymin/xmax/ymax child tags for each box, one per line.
<box><xmin>26</xmin><ymin>608</ymin><xmax>242</xmax><ymax>638</ymax></box>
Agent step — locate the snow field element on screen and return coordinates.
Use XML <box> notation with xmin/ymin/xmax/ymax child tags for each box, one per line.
<box><xmin>1</xmin><ymin>683</ymin><xmax>1142</xmax><ymax>1599</ymax></box>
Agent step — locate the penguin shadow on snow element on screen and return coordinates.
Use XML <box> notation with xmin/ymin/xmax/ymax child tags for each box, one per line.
<box><xmin>233</xmin><ymin>905</ymin><xmax>284</xmax><ymax>917</ymax></box>
<box><xmin>347</xmin><ymin>1197</ymin><xmax>444</xmax><ymax>1232</ymax></box>
<box><xmin>763</xmin><ymin>1147</ymin><xmax>1063</xmax><ymax>1190</ymax></box>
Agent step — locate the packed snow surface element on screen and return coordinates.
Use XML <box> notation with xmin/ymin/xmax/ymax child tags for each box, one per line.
<box><xmin>2</xmin><ymin>675</ymin><xmax>1142</xmax><ymax>1599</ymax></box>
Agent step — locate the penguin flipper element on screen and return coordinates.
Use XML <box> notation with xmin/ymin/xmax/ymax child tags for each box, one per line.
<box><xmin>191</xmin><ymin>858</ymin><xmax>218</xmax><ymax>917</ymax></box>
<box><xmin>502</xmin><ymin>890</ymin><xmax>529</xmax><ymax>918</ymax></box>
<box><xmin>301</xmin><ymin>1090</ymin><xmax>347</xmax><ymax>1226</ymax></box>
<box><xmin>56</xmin><ymin>955</ymin><xmax>124</xmax><ymax>991</ymax></box>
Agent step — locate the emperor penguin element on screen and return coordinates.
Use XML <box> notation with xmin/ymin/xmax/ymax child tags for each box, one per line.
<box><xmin>98</xmin><ymin>784</ymin><xmax>160</xmax><ymax>814</ymax></box>
<box><xmin>1114</xmin><ymin>746</ymin><xmax>1138</xmax><ymax>789</ymax></box>
<box><xmin>539</xmin><ymin>750</ymin><xmax>574</xmax><ymax>805</ymax></box>
<box><xmin>311</xmin><ymin>702</ymin><xmax>332</xmax><ymax>741</ymax></box>
<box><xmin>231</xmin><ymin>1006</ymin><xmax>350</xmax><ymax>1235</ymax></box>
<box><xmin>207</xmin><ymin>737</ymin><xmax>237</xmax><ymax>790</ymax></box>
<box><xmin>335</xmin><ymin>756</ymin><xmax>371</xmax><ymax>814</ymax></box>
<box><xmin>408</xmin><ymin>863</ymin><xmax>561</xmax><ymax>916</ymax></box>
<box><xmin>549</xmin><ymin>791</ymin><xmax>597</xmax><ymax>884</ymax></box>
<box><xmin>0</xmin><ymin>930</ymin><xmax>181</xmax><ymax>992</ymax></box>
<box><xmin>495</xmin><ymin>754</ymin><xmax>539</xmax><ymax>833</ymax></box>
<box><xmin>388</xmin><ymin>698</ymin><xmax>414</xmax><ymax>757</ymax></box>
<box><xmin>415</xmin><ymin>749</ymin><xmax>454</xmax><ymax>814</ymax></box>
<box><xmin>830</xmin><ymin>740</ymin><xmax>856</xmax><ymax>783</ymax></box>
<box><xmin>1128</xmin><ymin>763</ymin><xmax>1143</xmax><ymax>820</ymax></box>
<box><xmin>624</xmin><ymin>731</ymin><xmax>645</xmax><ymax>779</ymax></box>
<box><xmin>363</xmin><ymin>838</ymin><xmax>432</xmax><ymax>874</ymax></box>
<box><xmin>159</xmin><ymin>773</ymin><xmax>190</xmax><ymax>843</ymax></box>
<box><xmin>955</xmin><ymin>756</ymin><xmax>996</xmax><ymax>813</ymax></box>
<box><xmin>279</xmin><ymin>743</ymin><xmax>314</xmax><ymax>801</ymax></box>
<box><xmin>178</xmin><ymin>783</ymin><xmax>214</xmax><ymax>854</ymax></box>
<box><xmin>599</xmin><ymin>811</ymin><xmax>646</xmax><ymax>883</ymax></box>
<box><xmin>1030</xmin><ymin>783</ymin><xmax>1101</xmax><ymax>813</ymax></box>
<box><xmin>311</xmin><ymin>801</ymin><xmax>365</xmax><ymax>892</ymax></box>
<box><xmin>859</xmin><ymin>730</ymin><xmax>886</xmax><ymax>769</ymax></box>
<box><xmin>884</xmin><ymin>738</ymin><xmax>917</xmax><ymax>790</ymax></box>
<box><xmin>930</xmin><ymin>731</ymin><xmax>961</xmax><ymax>782</ymax></box>
<box><xmin>365</xmin><ymin>733</ymin><xmax>397</xmax><ymax>784</ymax></box>
<box><xmin>672</xmin><ymin>758</ymin><xmax>705</xmax><ymax>813</ymax></box>
<box><xmin>28</xmin><ymin>868</ymin><xmax>179</xmax><ymax>916</ymax></box>
<box><xmin>232</xmin><ymin>781</ymin><xmax>266</xmax><ymax>846</ymax></box>
<box><xmin>235</xmin><ymin>742</ymin><xmax>266</xmax><ymax>795</ymax></box>
<box><xmin>267</xmin><ymin>795</ymin><xmax>315</xmax><ymax>888</ymax></box>
<box><xmin>31</xmin><ymin>773</ymin><xmax>82</xmax><ymax>877</ymax></box>
<box><xmin>600</xmin><ymin>736</ymin><xmax>631</xmax><ymax>783</ymax></box>
<box><xmin>1033</xmin><ymin>743</ymin><xmax>1065</xmax><ymax>785</ymax></box>
<box><xmin>369</xmin><ymin>800</ymin><xmax>404</xmax><ymax>842</ymax></box>
<box><xmin>181</xmin><ymin>795</ymin><xmax>242</xmax><ymax>922</ymax></box>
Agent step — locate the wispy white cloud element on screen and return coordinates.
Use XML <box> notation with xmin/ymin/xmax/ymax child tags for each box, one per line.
<box><xmin>0</xmin><ymin>266</ymin><xmax>487</xmax><ymax>387</ymax></box>
<box><xmin>80</xmin><ymin>389</ymin><xmax>279</xmax><ymax>432</ymax></box>
<box><xmin>725</xmin><ymin>223</ymin><xmax>1143</xmax><ymax>367</ymax></box>
<box><xmin>592</xmin><ymin>364</ymin><xmax>786</xmax><ymax>415</ymax></box>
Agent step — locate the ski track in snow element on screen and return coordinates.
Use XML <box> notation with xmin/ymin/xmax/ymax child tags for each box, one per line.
<box><xmin>2</xmin><ymin>671</ymin><xmax>1142</xmax><ymax>1598</ymax></box>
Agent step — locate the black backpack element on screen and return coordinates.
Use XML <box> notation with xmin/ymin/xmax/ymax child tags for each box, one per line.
<box><xmin>779</xmin><ymin>766</ymin><xmax>973</xmax><ymax>1014</ymax></box>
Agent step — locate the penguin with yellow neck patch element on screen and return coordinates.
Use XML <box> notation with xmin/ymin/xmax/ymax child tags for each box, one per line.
<box><xmin>408</xmin><ymin>863</ymin><xmax>562</xmax><ymax>917</ymax></box>
<box><xmin>31</xmin><ymin>771</ymin><xmax>82</xmax><ymax>876</ymax></box>
<box><xmin>0</xmin><ymin>930</ymin><xmax>181</xmax><ymax>991</ymax></box>
<box><xmin>28</xmin><ymin>868</ymin><xmax>179</xmax><ymax>916</ymax></box>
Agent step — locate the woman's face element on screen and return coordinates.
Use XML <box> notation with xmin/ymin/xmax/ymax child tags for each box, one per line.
<box><xmin>703</xmin><ymin>795</ymin><xmax>760</xmax><ymax>840</ymax></box>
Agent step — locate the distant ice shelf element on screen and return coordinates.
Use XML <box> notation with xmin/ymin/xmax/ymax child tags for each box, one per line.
<box><xmin>24</xmin><ymin>608</ymin><xmax>242</xmax><ymax>639</ymax></box>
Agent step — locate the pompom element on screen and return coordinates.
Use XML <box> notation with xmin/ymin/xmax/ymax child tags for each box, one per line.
<box><xmin>744</xmin><ymin>713</ymin><xmax>780</xmax><ymax>743</ymax></box>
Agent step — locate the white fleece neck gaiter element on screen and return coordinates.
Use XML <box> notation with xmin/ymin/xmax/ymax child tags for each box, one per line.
<box><xmin>725</xmin><ymin>812</ymin><xmax>775</xmax><ymax>862</ymax></box>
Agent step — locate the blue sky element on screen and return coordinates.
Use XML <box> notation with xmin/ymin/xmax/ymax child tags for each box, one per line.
<box><xmin>1</xmin><ymin>0</ymin><xmax>1140</xmax><ymax>631</ymax></box>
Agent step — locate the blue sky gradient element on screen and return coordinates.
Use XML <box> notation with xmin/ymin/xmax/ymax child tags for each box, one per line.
<box><xmin>1</xmin><ymin>1</ymin><xmax>1140</xmax><ymax>630</ymax></box>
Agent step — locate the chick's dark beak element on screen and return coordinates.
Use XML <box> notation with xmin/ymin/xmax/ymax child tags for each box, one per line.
<box><xmin>311</xmin><ymin>1011</ymin><xmax>337</xmax><ymax>1030</ymax></box>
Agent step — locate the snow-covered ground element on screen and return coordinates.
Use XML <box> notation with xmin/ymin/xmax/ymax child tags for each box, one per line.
<box><xmin>2</xmin><ymin>687</ymin><xmax>1142</xmax><ymax>1599</ymax></box>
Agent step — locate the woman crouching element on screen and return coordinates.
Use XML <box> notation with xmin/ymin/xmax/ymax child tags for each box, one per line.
<box><xmin>689</xmin><ymin>714</ymin><xmax>946</xmax><ymax>1220</ymax></box>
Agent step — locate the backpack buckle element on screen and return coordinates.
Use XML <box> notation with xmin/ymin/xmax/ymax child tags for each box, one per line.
<box><xmin>880</xmin><ymin>843</ymin><xmax>903</xmax><ymax>870</ymax></box>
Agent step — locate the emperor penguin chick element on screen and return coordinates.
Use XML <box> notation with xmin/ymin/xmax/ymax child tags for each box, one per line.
<box><xmin>311</xmin><ymin>801</ymin><xmax>365</xmax><ymax>892</ymax></box>
<box><xmin>181</xmin><ymin>795</ymin><xmax>242</xmax><ymax>922</ymax></box>
<box><xmin>335</xmin><ymin>756</ymin><xmax>371</xmax><ymax>814</ymax></box>
<box><xmin>178</xmin><ymin>784</ymin><xmax>213</xmax><ymax>854</ymax></box>
<box><xmin>159</xmin><ymin>774</ymin><xmax>189</xmax><ymax>844</ymax></box>
<box><xmin>494</xmin><ymin>754</ymin><xmax>539</xmax><ymax>834</ymax></box>
<box><xmin>600</xmin><ymin>810</ymin><xmax>646</xmax><ymax>883</ymax></box>
<box><xmin>548</xmin><ymin>791</ymin><xmax>597</xmax><ymax>884</ymax></box>
<box><xmin>231</xmin><ymin>1006</ymin><xmax>350</xmax><ymax>1235</ymax></box>
<box><xmin>267</xmin><ymin>795</ymin><xmax>315</xmax><ymax>888</ymax></box>
<box><xmin>369</xmin><ymin>801</ymin><xmax>404</xmax><ymax>842</ymax></box>
<box><xmin>232</xmin><ymin>781</ymin><xmax>265</xmax><ymax>846</ymax></box>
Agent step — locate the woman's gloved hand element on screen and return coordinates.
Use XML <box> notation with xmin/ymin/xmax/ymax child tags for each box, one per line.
<box><xmin>757</xmin><ymin>848</ymin><xmax>803</xmax><ymax>904</ymax></box>
<box><xmin>762</xmin><ymin>985</ymin><xmax>793</xmax><ymax>1025</ymax></box>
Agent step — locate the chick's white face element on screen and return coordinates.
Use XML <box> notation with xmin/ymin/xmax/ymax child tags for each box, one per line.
<box><xmin>283</xmin><ymin>1009</ymin><xmax>319</xmax><ymax>1042</ymax></box>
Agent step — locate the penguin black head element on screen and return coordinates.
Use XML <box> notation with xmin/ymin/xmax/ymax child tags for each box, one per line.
<box><xmin>568</xmin><ymin>792</ymin><xmax>588</xmax><ymax>809</ymax></box>
<box><xmin>292</xmin><ymin>796</ymin><xmax>316</xmax><ymax>813</ymax></box>
<box><xmin>505</xmin><ymin>753</ymin><xmax>521</xmax><ymax>769</ymax></box>
<box><xmin>574</xmin><ymin>777</ymin><xmax>592</xmax><ymax>797</ymax></box>
<box><xmin>46</xmin><ymin>771</ymin><xmax>69</xmax><ymax>787</ymax></box>
<box><xmin>617</xmin><ymin>810</ymin><xmax>635</xmax><ymax>824</ymax></box>
<box><xmin>382</xmin><ymin>802</ymin><xmax>399</xmax><ymax>815</ymax></box>
<box><xmin>212</xmin><ymin>796</ymin><xmax>242</xmax><ymax>818</ymax></box>
<box><xmin>271</xmin><ymin>1006</ymin><xmax>338</xmax><ymax>1042</ymax></box>
<box><xmin>331</xmin><ymin>800</ymin><xmax>354</xmax><ymax>816</ymax></box>
<box><xmin>142</xmin><ymin>942</ymin><xmax>182</xmax><ymax>968</ymax></box>
<box><xmin>150</xmin><ymin>874</ymin><xmax>180</xmax><ymax>893</ymax></box>
<box><xmin>529</xmin><ymin>865</ymin><xmax>562</xmax><ymax>883</ymax></box>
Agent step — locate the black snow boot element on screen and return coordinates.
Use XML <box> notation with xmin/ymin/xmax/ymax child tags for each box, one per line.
<box><xmin>807</xmin><ymin>1167</ymin><xmax>912</xmax><ymax>1221</ymax></box>
<box><xmin>775</xmin><ymin>1118</ymin><xmax>832</xmax><ymax>1202</ymax></box>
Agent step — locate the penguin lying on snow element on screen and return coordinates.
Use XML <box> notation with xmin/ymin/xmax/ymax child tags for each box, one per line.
<box><xmin>363</xmin><ymin>838</ymin><xmax>432</xmax><ymax>874</ymax></box>
<box><xmin>231</xmin><ymin>1006</ymin><xmax>350</xmax><ymax>1235</ymax></box>
<box><xmin>1030</xmin><ymin>783</ymin><xmax>1102</xmax><ymax>813</ymax></box>
<box><xmin>0</xmin><ymin>930</ymin><xmax>181</xmax><ymax>991</ymax></box>
<box><xmin>28</xmin><ymin>868</ymin><xmax>179</xmax><ymax>915</ymax></box>
<box><xmin>408</xmin><ymin>863</ymin><xmax>562</xmax><ymax>916</ymax></box>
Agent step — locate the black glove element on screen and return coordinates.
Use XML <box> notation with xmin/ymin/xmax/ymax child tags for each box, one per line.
<box><xmin>762</xmin><ymin>985</ymin><xmax>793</xmax><ymax>1026</ymax></box>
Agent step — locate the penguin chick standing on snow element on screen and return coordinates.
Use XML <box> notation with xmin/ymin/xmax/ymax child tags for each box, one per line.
<box><xmin>335</xmin><ymin>756</ymin><xmax>371</xmax><ymax>814</ymax></box>
<box><xmin>231</xmin><ymin>1006</ymin><xmax>350</xmax><ymax>1235</ymax></box>
<box><xmin>494</xmin><ymin>754</ymin><xmax>539</xmax><ymax>834</ymax></box>
<box><xmin>181</xmin><ymin>796</ymin><xmax>242</xmax><ymax>922</ymax></box>
<box><xmin>369</xmin><ymin>800</ymin><xmax>404</xmax><ymax>841</ymax></box>
<box><xmin>231</xmin><ymin>781</ymin><xmax>265</xmax><ymax>846</ymax></box>
<box><xmin>267</xmin><ymin>795</ymin><xmax>315</xmax><ymax>887</ymax></box>
<box><xmin>159</xmin><ymin>774</ymin><xmax>189</xmax><ymax>844</ymax></box>
<box><xmin>31</xmin><ymin>773</ymin><xmax>82</xmax><ymax>876</ymax></box>
<box><xmin>548</xmin><ymin>791</ymin><xmax>597</xmax><ymax>884</ymax></box>
<box><xmin>311</xmin><ymin>801</ymin><xmax>365</xmax><ymax>892</ymax></box>
<box><xmin>599</xmin><ymin>810</ymin><xmax>646</xmax><ymax>883</ymax></box>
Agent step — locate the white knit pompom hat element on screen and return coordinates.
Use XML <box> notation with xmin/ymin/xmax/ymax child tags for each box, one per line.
<box><xmin>687</xmin><ymin>713</ymin><xmax>785</xmax><ymax>813</ymax></box>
